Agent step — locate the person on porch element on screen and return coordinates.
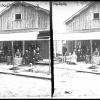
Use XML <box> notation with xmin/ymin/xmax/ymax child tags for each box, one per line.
<box><xmin>28</xmin><ymin>49</ymin><xmax>37</xmax><ymax>67</ymax></box>
<box><xmin>62</xmin><ymin>46</ymin><xmax>67</xmax><ymax>63</ymax></box>
<box><xmin>71</xmin><ymin>51</ymin><xmax>77</xmax><ymax>65</ymax></box>
<box><xmin>93</xmin><ymin>48</ymin><xmax>99</xmax><ymax>57</ymax></box>
<box><xmin>76</xmin><ymin>46</ymin><xmax>81</xmax><ymax>62</ymax></box>
<box><xmin>7</xmin><ymin>49</ymin><xmax>12</xmax><ymax>65</ymax></box>
<box><xmin>32</xmin><ymin>49</ymin><xmax>37</xmax><ymax>65</ymax></box>
<box><xmin>85</xmin><ymin>47</ymin><xmax>91</xmax><ymax>64</ymax></box>
<box><xmin>23</xmin><ymin>50</ymin><xmax>30</xmax><ymax>65</ymax></box>
<box><xmin>14</xmin><ymin>49</ymin><xmax>22</xmax><ymax>66</ymax></box>
<box><xmin>15</xmin><ymin>49</ymin><xmax>21</xmax><ymax>58</ymax></box>
<box><xmin>92</xmin><ymin>48</ymin><xmax>100</xmax><ymax>66</ymax></box>
<box><xmin>35</xmin><ymin>47</ymin><xmax>43</xmax><ymax>61</ymax></box>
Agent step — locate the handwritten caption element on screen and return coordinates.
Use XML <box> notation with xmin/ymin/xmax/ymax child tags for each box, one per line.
<box><xmin>0</xmin><ymin>3</ymin><xmax>10</xmax><ymax>7</ymax></box>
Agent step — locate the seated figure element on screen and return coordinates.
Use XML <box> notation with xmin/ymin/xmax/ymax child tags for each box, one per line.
<box><xmin>71</xmin><ymin>51</ymin><xmax>77</xmax><ymax>64</ymax></box>
<box><xmin>14</xmin><ymin>49</ymin><xmax>22</xmax><ymax>66</ymax></box>
<box><xmin>66</xmin><ymin>52</ymin><xmax>72</xmax><ymax>64</ymax></box>
<box><xmin>23</xmin><ymin>50</ymin><xmax>30</xmax><ymax>65</ymax></box>
<box><xmin>28</xmin><ymin>49</ymin><xmax>37</xmax><ymax>66</ymax></box>
<box><xmin>32</xmin><ymin>50</ymin><xmax>37</xmax><ymax>65</ymax></box>
<box><xmin>93</xmin><ymin>48</ymin><xmax>99</xmax><ymax>57</ymax></box>
<box><xmin>92</xmin><ymin>48</ymin><xmax>100</xmax><ymax>65</ymax></box>
<box><xmin>35</xmin><ymin>47</ymin><xmax>43</xmax><ymax>61</ymax></box>
<box><xmin>15</xmin><ymin>49</ymin><xmax>21</xmax><ymax>58</ymax></box>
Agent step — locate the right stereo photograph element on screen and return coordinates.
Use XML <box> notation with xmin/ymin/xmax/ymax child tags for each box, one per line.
<box><xmin>53</xmin><ymin>1</ymin><xmax>100</xmax><ymax>99</ymax></box>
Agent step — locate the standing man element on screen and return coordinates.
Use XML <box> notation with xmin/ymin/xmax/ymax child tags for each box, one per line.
<box><xmin>85</xmin><ymin>47</ymin><xmax>90</xmax><ymax>64</ymax></box>
<box><xmin>32</xmin><ymin>50</ymin><xmax>37</xmax><ymax>65</ymax></box>
<box><xmin>7</xmin><ymin>49</ymin><xmax>12</xmax><ymax>65</ymax></box>
<box><xmin>62</xmin><ymin>45</ymin><xmax>67</xmax><ymax>63</ymax></box>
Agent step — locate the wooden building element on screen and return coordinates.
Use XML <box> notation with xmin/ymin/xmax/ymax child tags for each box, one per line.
<box><xmin>64</xmin><ymin>1</ymin><xmax>100</xmax><ymax>55</ymax></box>
<box><xmin>0</xmin><ymin>1</ymin><xmax>50</xmax><ymax>63</ymax></box>
<box><xmin>0</xmin><ymin>1</ymin><xmax>50</xmax><ymax>30</ymax></box>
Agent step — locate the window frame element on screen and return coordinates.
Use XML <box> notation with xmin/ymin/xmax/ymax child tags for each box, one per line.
<box><xmin>93</xmin><ymin>13</ymin><xmax>99</xmax><ymax>20</ymax></box>
<box><xmin>15</xmin><ymin>13</ymin><xmax>22</xmax><ymax>21</ymax></box>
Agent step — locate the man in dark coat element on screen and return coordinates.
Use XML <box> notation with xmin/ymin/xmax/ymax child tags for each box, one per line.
<box><xmin>7</xmin><ymin>49</ymin><xmax>12</xmax><ymax>65</ymax></box>
<box><xmin>62</xmin><ymin>46</ymin><xmax>67</xmax><ymax>63</ymax></box>
<box><xmin>23</xmin><ymin>50</ymin><xmax>30</xmax><ymax>65</ymax></box>
<box><xmin>35</xmin><ymin>47</ymin><xmax>43</xmax><ymax>61</ymax></box>
<box><xmin>32</xmin><ymin>50</ymin><xmax>37</xmax><ymax>65</ymax></box>
<box><xmin>85</xmin><ymin>47</ymin><xmax>91</xmax><ymax>64</ymax></box>
<box><xmin>62</xmin><ymin>46</ymin><xmax>67</xmax><ymax>56</ymax></box>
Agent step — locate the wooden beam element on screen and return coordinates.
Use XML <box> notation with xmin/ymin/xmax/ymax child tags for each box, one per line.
<box><xmin>11</xmin><ymin>41</ymin><xmax>14</xmax><ymax>67</ymax></box>
<box><xmin>90</xmin><ymin>40</ymin><xmax>93</xmax><ymax>65</ymax></box>
<box><xmin>22</xmin><ymin>41</ymin><xmax>25</xmax><ymax>56</ymax></box>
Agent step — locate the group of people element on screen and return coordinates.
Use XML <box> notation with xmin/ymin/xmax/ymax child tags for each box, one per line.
<box><xmin>92</xmin><ymin>48</ymin><xmax>100</xmax><ymax>66</ymax></box>
<box><xmin>6</xmin><ymin>47</ymin><xmax>42</xmax><ymax>66</ymax></box>
<box><xmin>84</xmin><ymin>47</ymin><xmax>100</xmax><ymax>64</ymax></box>
<box><xmin>63</xmin><ymin>45</ymin><xmax>100</xmax><ymax>65</ymax></box>
<box><xmin>62</xmin><ymin>46</ymin><xmax>77</xmax><ymax>64</ymax></box>
<box><xmin>67</xmin><ymin>51</ymin><xmax>77</xmax><ymax>64</ymax></box>
<box><xmin>23</xmin><ymin>47</ymin><xmax>42</xmax><ymax>65</ymax></box>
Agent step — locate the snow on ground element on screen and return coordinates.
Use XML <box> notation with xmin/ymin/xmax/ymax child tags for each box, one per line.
<box><xmin>0</xmin><ymin>74</ymin><xmax>51</xmax><ymax>98</ymax></box>
<box><xmin>54</xmin><ymin>64</ymin><xmax>100</xmax><ymax>98</ymax></box>
<box><xmin>0</xmin><ymin>63</ymin><xmax>51</xmax><ymax>98</ymax></box>
<box><xmin>0</xmin><ymin>63</ymin><xmax>50</xmax><ymax>74</ymax></box>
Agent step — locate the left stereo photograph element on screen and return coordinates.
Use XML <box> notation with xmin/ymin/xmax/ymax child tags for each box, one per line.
<box><xmin>0</xmin><ymin>1</ymin><xmax>51</xmax><ymax>99</ymax></box>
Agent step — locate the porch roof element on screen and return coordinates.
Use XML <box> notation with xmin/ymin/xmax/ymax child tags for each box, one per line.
<box><xmin>0</xmin><ymin>31</ymin><xmax>39</xmax><ymax>41</ymax></box>
<box><xmin>53</xmin><ymin>32</ymin><xmax>100</xmax><ymax>40</ymax></box>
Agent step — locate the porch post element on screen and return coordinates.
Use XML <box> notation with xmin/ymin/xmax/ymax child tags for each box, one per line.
<box><xmin>11</xmin><ymin>41</ymin><xmax>14</xmax><ymax>67</ymax></box>
<box><xmin>23</xmin><ymin>41</ymin><xmax>25</xmax><ymax>56</ymax></box>
<box><xmin>90</xmin><ymin>40</ymin><xmax>93</xmax><ymax>65</ymax></box>
<box><xmin>80</xmin><ymin>40</ymin><xmax>82</xmax><ymax>48</ymax></box>
<box><xmin>75</xmin><ymin>40</ymin><xmax>76</xmax><ymax>49</ymax></box>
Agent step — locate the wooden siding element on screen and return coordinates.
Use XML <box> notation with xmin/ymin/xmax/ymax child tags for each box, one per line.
<box><xmin>0</xmin><ymin>3</ymin><xmax>49</xmax><ymax>31</ymax></box>
<box><xmin>38</xmin><ymin>10</ymin><xmax>50</xmax><ymax>29</ymax></box>
<box><xmin>66</xmin><ymin>2</ymin><xmax>100</xmax><ymax>32</ymax></box>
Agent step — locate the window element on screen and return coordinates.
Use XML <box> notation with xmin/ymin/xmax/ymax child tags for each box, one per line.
<box><xmin>94</xmin><ymin>13</ymin><xmax>99</xmax><ymax>19</ymax></box>
<box><xmin>15</xmin><ymin>14</ymin><xmax>21</xmax><ymax>20</ymax></box>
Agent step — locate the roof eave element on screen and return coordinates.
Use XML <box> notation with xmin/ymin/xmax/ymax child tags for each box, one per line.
<box><xmin>64</xmin><ymin>1</ymin><xmax>96</xmax><ymax>25</ymax></box>
<box><xmin>0</xmin><ymin>1</ymin><xmax>49</xmax><ymax>16</ymax></box>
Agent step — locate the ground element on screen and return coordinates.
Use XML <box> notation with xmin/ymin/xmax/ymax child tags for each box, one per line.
<box><xmin>54</xmin><ymin>63</ymin><xmax>100</xmax><ymax>98</ymax></box>
<box><xmin>0</xmin><ymin>74</ymin><xmax>51</xmax><ymax>98</ymax></box>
